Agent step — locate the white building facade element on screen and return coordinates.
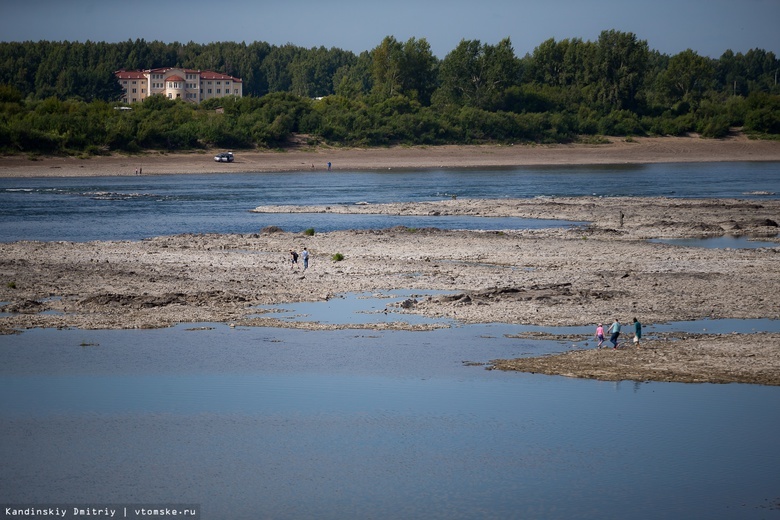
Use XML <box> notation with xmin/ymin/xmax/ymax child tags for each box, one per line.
<box><xmin>115</xmin><ymin>67</ymin><xmax>243</xmax><ymax>104</ymax></box>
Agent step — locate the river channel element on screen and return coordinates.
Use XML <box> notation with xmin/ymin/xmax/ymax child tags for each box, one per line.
<box><xmin>1</xmin><ymin>162</ymin><xmax>780</xmax><ymax>518</ymax></box>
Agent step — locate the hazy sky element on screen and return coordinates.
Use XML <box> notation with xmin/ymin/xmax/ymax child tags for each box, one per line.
<box><xmin>2</xmin><ymin>0</ymin><xmax>778</xmax><ymax>58</ymax></box>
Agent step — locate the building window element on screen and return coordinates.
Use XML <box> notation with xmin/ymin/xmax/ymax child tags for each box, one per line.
<box><xmin>216</xmin><ymin>89</ymin><xmax>221</xmax><ymax>94</ymax></box>
<box><xmin>208</xmin><ymin>89</ymin><xmax>212</xmax><ymax>94</ymax></box>
<box><xmin>132</xmin><ymin>88</ymin><xmax>136</xmax><ymax>93</ymax></box>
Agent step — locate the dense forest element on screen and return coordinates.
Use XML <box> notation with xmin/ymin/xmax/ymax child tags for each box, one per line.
<box><xmin>0</xmin><ymin>31</ymin><xmax>778</xmax><ymax>154</ymax></box>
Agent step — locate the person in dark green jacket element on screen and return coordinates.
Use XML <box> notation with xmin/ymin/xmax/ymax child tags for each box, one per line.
<box><xmin>632</xmin><ymin>318</ymin><xmax>642</xmax><ymax>346</ymax></box>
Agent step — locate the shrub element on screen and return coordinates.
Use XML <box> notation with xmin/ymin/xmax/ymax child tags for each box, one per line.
<box><xmin>331</xmin><ymin>253</ymin><xmax>344</xmax><ymax>262</ymax></box>
<box><xmin>303</xmin><ymin>228</ymin><xmax>315</xmax><ymax>236</ymax></box>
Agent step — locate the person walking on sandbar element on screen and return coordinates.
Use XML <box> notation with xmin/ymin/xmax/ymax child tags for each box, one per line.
<box><xmin>632</xmin><ymin>317</ymin><xmax>642</xmax><ymax>346</ymax></box>
<box><xmin>595</xmin><ymin>323</ymin><xmax>605</xmax><ymax>348</ymax></box>
<box><xmin>609</xmin><ymin>318</ymin><xmax>621</xmax><ymax>348</ymax></box>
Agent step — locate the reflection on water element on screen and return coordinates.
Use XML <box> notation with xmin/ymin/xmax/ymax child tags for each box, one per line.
<box><xmin>1</xmin><ymin>325</ymin><xmax>779</xmax><ymax>519</ymax></box>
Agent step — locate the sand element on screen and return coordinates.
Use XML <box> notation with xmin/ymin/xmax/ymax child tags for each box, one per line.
<box><xmin>2</xmin><ymin>134</ymin><xmax>780</xmax><ymax>177</ymax></box>
<box><xmin>2</xmin><ymin>135</ymin><xmax>780</xmax><ymax>385</ymax></box>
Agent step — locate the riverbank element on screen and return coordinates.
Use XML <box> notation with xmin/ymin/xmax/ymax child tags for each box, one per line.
<box><xmin>2</xmin><ymin>134</ymin><xmax>780</xmax><ymax>177</ymax></box>
<box><xmin>1</xmin><ymin>195</ymin><xmax>779</xmax><ymax>385</ymax></box>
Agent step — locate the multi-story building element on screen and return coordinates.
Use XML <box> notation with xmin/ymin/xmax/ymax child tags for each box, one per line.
<box><xmin>115</xmin><ymin>67</ymin><xmax>243</xmax><ymax>104</ymax></box>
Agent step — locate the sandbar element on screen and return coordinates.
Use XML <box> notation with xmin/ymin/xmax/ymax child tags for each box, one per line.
<box><xmin>2</xmin><ymin>136</ymin><xmax>780</xmax><ymax>385</ymax></box>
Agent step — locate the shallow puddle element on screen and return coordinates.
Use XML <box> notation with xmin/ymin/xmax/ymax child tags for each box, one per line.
<box><xmin>252</xmin><ymin>289</ymin><xmax>458</xmax><ymax>327</ymax></box>
<box><xmin>253</xmin><ymin>290</ymin><xmax>780</xmax><ymax>339</ymax></box>
<box><xmin>650</xmin><ymin>236</ymin><xmax>779</xmax><ymax>249</ymax></box>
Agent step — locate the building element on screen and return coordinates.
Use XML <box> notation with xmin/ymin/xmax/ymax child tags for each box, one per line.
<box><xmin>115</xmin><ymin>67</ymin><xmax>243</xmax><ymax>104</ymax></box>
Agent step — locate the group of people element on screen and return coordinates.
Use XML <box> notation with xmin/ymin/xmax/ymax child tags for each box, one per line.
<box><xmin>289</xmin><ymin>247</ymin><xmax>309</xmax><ymax>271</ymax></box>
<box><xmin>595</xmin><ymin>317</ymin><xmax>642</xmax><ymax>349</ymax></box>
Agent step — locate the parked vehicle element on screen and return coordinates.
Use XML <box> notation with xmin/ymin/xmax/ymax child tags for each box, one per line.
<box><xmin>214</xmin><ymin>152</ymin><xmax>234</xmax><ymax>162</ymax></box>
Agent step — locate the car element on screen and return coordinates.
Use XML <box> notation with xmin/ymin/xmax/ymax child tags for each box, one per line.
<box><xmin>214</xmin><ymin>152</ymin><xmax>234</xmax><ymax>162</ymax></box>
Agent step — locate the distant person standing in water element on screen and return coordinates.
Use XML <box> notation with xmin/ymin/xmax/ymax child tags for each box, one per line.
<box><xmin>327</xmin><ymin>162</ymin><xmax>331</xmax><ymax>171</ymax></box>
<box><xmin>608</xmin><ymin>318</ymin><xmax>621</xmax><ymax>348</ymax></box>
<box><xmin>632</xmin><ymin>317</ymin><xmax>642</xmax><ymax>346</ymax></box>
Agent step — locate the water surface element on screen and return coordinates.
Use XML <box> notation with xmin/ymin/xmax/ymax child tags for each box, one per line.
<box><xmin>1</xmin><ymin>325</ymin><xmax>779</xmax><ymax>519</ymax></box>
<box><xmin>2</xmin><ymin>162</ymin><xmax>779</xmax><ymax>242</ymax></box>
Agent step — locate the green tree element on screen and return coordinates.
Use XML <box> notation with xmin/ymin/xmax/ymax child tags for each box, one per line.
<box><xmin>436</xmin><ymin>38</ymin><xmax>520</xmax><ymax>109</ymax></box>
<box><xmin>589</xmin><ymin>30</ymin><xmax>649</xmax><ymax>112</ymax></box>
<box><xmin>658</xmin><ymin>49</ymin><xmax>715</xmax><ymax>105</ymax></box>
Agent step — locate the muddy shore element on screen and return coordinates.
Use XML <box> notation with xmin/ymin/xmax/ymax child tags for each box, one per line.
<box><xmin>2</xmin><ymin>134</ymin><xmax>780</xmax><ymax>177</ymax></box>
<box><xmin>2</xmin><ymin>137</ymin><xmax>780</xmax><ymax>385</ymax></box>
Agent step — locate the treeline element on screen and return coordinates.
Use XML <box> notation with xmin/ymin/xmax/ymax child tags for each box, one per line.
<box><xmin>0</xmin><ymin>31</ymin><xmax>778</xmax><ymax>154</ymax></box>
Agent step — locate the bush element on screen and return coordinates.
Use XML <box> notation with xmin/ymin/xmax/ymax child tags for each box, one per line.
<box><xmin>331</xmin><ymin>253</ymin><xmax>344</xmax><ymax>262</ymax></box>
<box><xmin>303</xmin><ymin>228</ymin><xmax>315</xmax><ymax>236</ymax></box>
<box><xmin>745</xmin><ymin>107</ymin><xmax>780</xmax><ymax>134</ymax></box>
<box><xmin>699</xmin><ymin>115</ymin><xmax>731</xmax><ymax>138</ymax></box>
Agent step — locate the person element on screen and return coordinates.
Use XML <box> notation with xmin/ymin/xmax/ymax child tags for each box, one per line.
<box><xmin>608</xmin><ymin>318</ymin><xmax>621</xmax><ymax>348</ymax></box>
<box><xmin>301</xmin><ymin>247</ymin><xmax>309</xmax><ymax>271</ymax></box>
<box><xmin>632</xmin><ymin>317</ymin><xmax>642</xmax><ymax>346</ymax></box>
<box><xmin>327</xmin><ymin>161</ymin><xmax>332</xmax><ymax>171</ymax></box>
<box><xmin>290</xmin><ymin>249</ymin><xmax>299</xmax><ymax>270</ymax></box>
<box><xmin>595</xmin><ymin>323</ymin><xmax>605</xmax><ymax>348</ymax></box>
<box><xmin>135</xmin><ymin>168</ymin><xmax>138</xmax><ymax>175</ymax></box>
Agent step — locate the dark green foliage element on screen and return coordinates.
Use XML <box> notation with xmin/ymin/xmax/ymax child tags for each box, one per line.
<box><xmin>0</xmin><ymin>34</ymin><xmax>777</xmax><ymax>155</ymax></box>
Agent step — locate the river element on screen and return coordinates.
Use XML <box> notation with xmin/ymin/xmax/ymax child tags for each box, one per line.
<box><xmin>1</xmin><ymin>162</ymin><xmax>779</xmax><ymax>519</ymax></box>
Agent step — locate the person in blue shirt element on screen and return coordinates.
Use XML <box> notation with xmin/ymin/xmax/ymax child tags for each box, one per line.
<box><xmin>608</xmin><ymin>318</ymin><xmax>621</xmax><ymax>348</ymax></box>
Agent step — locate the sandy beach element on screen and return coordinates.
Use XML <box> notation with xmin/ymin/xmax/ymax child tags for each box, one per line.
<box><xmin>2</xmin><ymin>135</ymin><xmax>780</xmax><ymax>385</ymax></box>
<box><xmin>2</xmin><ymin>134</ymin><xmax>780</xmax><ymax>177</ymax></box>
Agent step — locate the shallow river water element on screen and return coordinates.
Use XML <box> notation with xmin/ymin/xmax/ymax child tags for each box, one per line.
<box><xmin>1</xmin><ymin>161</ymin><xmax>779</xmax><ymax>242</ymax></box>
<box><xmin>2</xmin><ymin>162</ymin><xmax>780</xmax><ymax>518</ymax></box>
<box><xmin>2</xmin><ymin>324</ymin><xmax>780</xmax><ymax>519</ymax></box>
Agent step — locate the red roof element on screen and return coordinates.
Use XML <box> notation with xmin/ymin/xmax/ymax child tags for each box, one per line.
<box><xmin>115</xmin><ymin>68</ymin><xmax>242</xmax><ymax>83</ymax></box>
<box><xmin>114</xmin><ymin>70</ymin><xmax>146</xmax><ymax>79</ymax></box>
<box><xmin>199</xmin><ymin>71</ymin><xmax>242</xmax><ymax>82</ymax></box>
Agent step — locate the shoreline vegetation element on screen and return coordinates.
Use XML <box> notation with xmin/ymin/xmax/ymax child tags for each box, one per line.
<box><xmin>2</xmin><ymin>36</ymin><xmax>779</xmax><ymax>156</ymax></box>
<box><xmin>1</xmin><ymin>137</ymin><xmax>780</xmax><ymax>386</ymax></box>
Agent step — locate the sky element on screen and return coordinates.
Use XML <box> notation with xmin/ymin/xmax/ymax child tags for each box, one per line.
<box><xmin>2</xmin><ymin>0</ymin><xmax>778</xmax><ymax>59</ymax></box>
